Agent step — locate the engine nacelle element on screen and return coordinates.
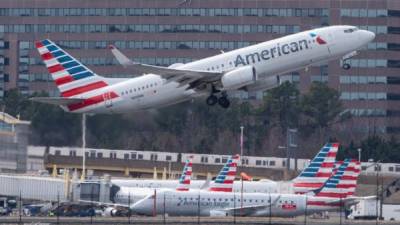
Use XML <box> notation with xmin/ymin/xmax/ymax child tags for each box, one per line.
<box><xmin>209</xmin><ymin>210</ymin><xmax>228</xmax><ymax>217</ymax></box>
<box><xmin>221</xmin><ymin>65</ymin><xmax>257</xmax><ymax>90</ymax></box>
<box><xmin>244</xmin><ymin>75</ymin><xmax>280</xmax><ymax>92</ymax></box>
<box><xmin>103</xmin><ymin>207</ymin><xmax>118</xmax><ymax>217</ymax></box>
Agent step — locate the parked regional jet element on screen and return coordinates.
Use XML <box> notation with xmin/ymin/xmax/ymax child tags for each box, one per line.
<box><xmin>86</xmin><ymin>157</ymin><xmax>192</xmax><ymax>216</ymax></box>
<box><xmin>112</xmin><ymin>143</ymin><xmax>338</xmax><ymax>194</ymax></box>
<box><xmin>31</xmin><ymin>26</ymin><xmax>374</xmax><ymax>113</ymax></box>
<box><xmin>131</xmin><ymin>159</ymin><xmax>364</xmax><ymax>217</ymax></box>
<box><xmin>99</xmin><ymin>155</ymin><xmax>238</xmax><ymax>216</ymax></box>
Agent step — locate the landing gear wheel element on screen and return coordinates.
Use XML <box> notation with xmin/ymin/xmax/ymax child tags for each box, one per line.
<box><xmin>206</xmin><ymin>95</ymin><xmax>218</xmax><ymax>106</ymax></box>
<box><xmin>218</xmin><ymin>96</ymin><xmax>230</xmax><ymax>108</ymax></box>
<box><xmin>342</xmin><ymin>63</ymin><xmax>351</xmax><ymax>70</ymax></box>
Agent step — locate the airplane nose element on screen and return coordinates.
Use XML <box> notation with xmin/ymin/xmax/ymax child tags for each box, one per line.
<box><xmin>359</xmin><ymin>30</ymin><xmax>376</xmax><ymax>43</ymax></box>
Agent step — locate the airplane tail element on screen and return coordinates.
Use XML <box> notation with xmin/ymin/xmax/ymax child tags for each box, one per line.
<box><xmin>34</xmin><ymin>39</ymin><xmax>120</xmax><ymax>112</ymax></box>
<box><xmin>176</xmin><ymin>157</ymin><xmax>193</xmax><ymax>191</ymax></box>
<box><xmin>208</xmin><ymin>154</ymin><xmax>240</xmax><ymax>192</ymax></box>
<box><xmin>313</xmin><ymin>158</ymin><xmax>361</xmax><ymax>198</ymax></box>
<box><xmin>293</xmin><ymin>143</ymin><xmax>339</xmax><ymax>194</ymax></box>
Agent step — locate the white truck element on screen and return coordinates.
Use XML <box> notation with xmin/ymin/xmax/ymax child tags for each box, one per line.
<box><xmin>349</xmin><ymin>198</ymin><xmax>380</xmax><ymax>220</ymax></box>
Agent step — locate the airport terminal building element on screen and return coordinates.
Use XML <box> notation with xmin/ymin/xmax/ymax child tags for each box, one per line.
<box><xmin>0</xmin><ymin>0</ymin><xmax>399</xmax><ymax>138</ymax></box>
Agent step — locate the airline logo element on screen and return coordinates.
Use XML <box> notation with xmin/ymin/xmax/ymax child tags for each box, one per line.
<box><xmin>282</xmin><ymin>203</ymin><xmax>297</xmax><ymax>210</ymax></box>
<box><xmin>234</xmin><ymin>39</ymin><xmax>309</xmax><ymax>67</ymax></box>
<box><xmin>317</xmin><ymin>159</ymin><xmax>360</xmax><ymax>198</ymax></box>
<box><xmin>309</xmin><ymin>32</ymin><xmax>327</xmax><ymax>45</ymax></box>
<box><xmin>293</xmin><ymin>143</ymin><xmax>339</xmax><ymax>194</ymax></box>
<box><xmin>307</xmin><ymin>158</ymin><xmax>361</xmax><ymax>207</ymax></box>
<box><xmin>208</xmin><ymin>154</ymin><xmax>240</xmax><ymax>192</ymax></box>
<box><xmin>35</xmin><ymin>39</ymin><xmax>118</xmax><ymax>112</ymax></box>
<box><xmin>176</xmin><ymin>157</ymin><xmax>193</xmax><ymax>191</ymax></box>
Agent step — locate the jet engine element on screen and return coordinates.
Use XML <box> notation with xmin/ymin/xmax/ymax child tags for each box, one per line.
<box><xmin>243</xmin><ymin>75</ymin><xmax>280</xmax><ymax>92</ymax></box>
<box><xmin>209</xmin><ymin>210</ymin><xmax>228</xmax><ymax>217</ymax></box>
<box><xmin>103</xmin><ymin>207</ymin><xmax>118</xmax><ymax>217</ymax></box>
<box><xmin>221</xmin><ymin>65</ymin><xmax>257</xmax><ymax>90</ymax></box>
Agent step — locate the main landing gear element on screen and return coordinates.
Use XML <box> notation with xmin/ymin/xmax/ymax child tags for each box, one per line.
<box><xmin>206</xmin><ymin>89</ymin><xmax>230</xmax><ymax>109</ymax></box>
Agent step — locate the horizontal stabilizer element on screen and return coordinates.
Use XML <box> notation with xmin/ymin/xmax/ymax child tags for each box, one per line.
<box><xmin>30</xmin><ymin>97</ymin><xmax>84</xmax><ymax>106</ymax></box>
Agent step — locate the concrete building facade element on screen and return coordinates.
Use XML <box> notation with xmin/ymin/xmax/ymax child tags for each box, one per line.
<box><xmin>0</xmin><ymin>0</ymin><xmax>398</xmax><ymax>139</ymax></box>
<box><xmin>0</xmin><ymin>112</ymin><xmax>30</xmax><ymax>173</ymax></box>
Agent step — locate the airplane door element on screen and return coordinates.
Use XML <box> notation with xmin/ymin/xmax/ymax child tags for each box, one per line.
<box><xmin>103</xmin><ymin>92</ymin><xmax>113</xmax><ymax>108</ymax></box>
<box><xmin>327</xmin><ymin>33</ymin><xmax>336</xmax><ymax>54</ymax></box>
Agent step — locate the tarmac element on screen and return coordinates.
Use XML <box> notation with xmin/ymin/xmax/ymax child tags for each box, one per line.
<box><xmin>0</xmin><ymin>216</ymin><xmax>398</xmax><ymax>225</ymax></box>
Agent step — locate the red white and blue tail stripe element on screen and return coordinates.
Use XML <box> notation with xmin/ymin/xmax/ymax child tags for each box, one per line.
<box><xmin>176</xmin><ymin>158</ymin><xmax>193</xmax><ymax>191</ymax></box>
<box><xmin>293</xmin><ymin>143</ymin><xmax>339</xmax><ymax>194</ymax></box>
<box><xmin>314</xmin><ymin>158</ymin><xmax>361</xmax><ymax>198</ymax></box>
<box><xmin>208</xmin><ymin>154</ymin><xmax>240</xmax><ymax>192</ymax></box>
<box><xmin>35</xmin><ymin>39</ymin><xmax>118</xmax><ymax>112</ymax></box>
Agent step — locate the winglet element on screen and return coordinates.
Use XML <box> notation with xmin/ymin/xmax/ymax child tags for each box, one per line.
<box><xmin>109</xmin><ymin>44</ymin><xmax>134</xmax><ymax>67</ymax></box>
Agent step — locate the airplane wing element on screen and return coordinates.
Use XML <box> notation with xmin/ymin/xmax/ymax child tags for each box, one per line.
<box><xmin>30</xmin><ymin>97</ymin><xmax>84</xmax><ymax>106</ymax></box>
<box><xmin>321</xmin><ymin>196</ymin><xmax>376</xmax><ymax>207</ymax></box>
<box><xmin>223</xmin><ymin>195</ymin><xmax>280</xmax><ymax>216</ymax></box>
<box><xmin>79</xmin><ymin>200</ymin><xmax>129</xmax><ymax>208</ymax></box>
<box><xmin>224</xmin><ymin>204</ymin><xmax>271</xmax><ymax>216</ymax></box>
<box><xmin>109</xmin><ymin>45</ymin><xmax>223</xmax><ymax>89</ymax></box>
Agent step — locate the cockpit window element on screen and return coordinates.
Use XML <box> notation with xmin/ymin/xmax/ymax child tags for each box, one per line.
<box><xmin>344</xmin><ymin>28</ymin><xmax>359</xmax><ymax>33</ymax></box>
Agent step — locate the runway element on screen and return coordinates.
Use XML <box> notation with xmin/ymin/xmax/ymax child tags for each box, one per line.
<box><xmin>0</xmin><ymin>216</ymin><xmax>397</xmax><ymax>225</ymax></box>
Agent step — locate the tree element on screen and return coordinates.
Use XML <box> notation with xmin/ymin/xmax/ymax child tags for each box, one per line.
<box><xmin>1</xmin><ymin>89</ymin><xmax>31</xmax><ymax>118</ymax></box>
<box><xmin>300</xmin><ymin>82</ymin><xmax>343</xmax><ymax>144</ymax></box>
<box><xmin>260</xmin><ymin>81</ymin><xmax>300</xmax><ymax>133</ymax></box>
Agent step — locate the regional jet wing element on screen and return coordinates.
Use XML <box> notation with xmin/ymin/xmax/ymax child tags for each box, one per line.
<box><xmin>109</xmin><ymin>45</ymin><xmax>223</xmax><ymax>88</ymax></box>
<box><xmin>319</xmin><ymin>196</ymin><xmax>376</xmax><ymax>207</ymax></box>
<box><xmin>79</xmin><ymin>199</ymin><xmax>129</xmax><ymax>208</ymax></box>
<box><xmin>223</xmin><ymin>195</ymin><xmax>280</xmax><ymax>216</ymax></box>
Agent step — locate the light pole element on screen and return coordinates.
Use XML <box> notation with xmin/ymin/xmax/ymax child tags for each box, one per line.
<box><xmin>357</xmin><ymin>148</ymin><xmax>362</xmax><ymax>162</ymax></box>
<box><xmin>240</xmin><ymin>126</ymin><xmax>244</xmax><ymax>166</ymax></box>
<box><xmin>81</xmin><ymin>113</ymin><xmax>86</xmax><ymax>181</ymax></box>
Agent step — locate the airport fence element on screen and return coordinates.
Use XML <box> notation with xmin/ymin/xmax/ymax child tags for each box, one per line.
<box><xmin>0</xmin><ymin>190</ymin><xmax>385</xmax><ymax>225</ymax></box>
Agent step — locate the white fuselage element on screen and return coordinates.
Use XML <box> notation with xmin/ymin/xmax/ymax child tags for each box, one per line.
<box><xmin>71</xmin><ymin>25</ymin><xmax>375</xmax><ymax>114</ymax></box>
<box><xmin>131</xmin><ymin>190</ymin><xmax>343</xmax><ymax>217</ymax></box>
<box><xmin>112</xmin><ymin>179</ymin><xmax>278</xmax><ymax>194</ymax></box>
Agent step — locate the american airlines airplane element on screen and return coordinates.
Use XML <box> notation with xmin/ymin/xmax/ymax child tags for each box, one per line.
<box><xmin>112</xmin><ymin>143</ymin><xmax>338</xmax><ymax>194</ymax></box>
<box><xmin>32</xmin><ymin>25</ymin><xmax>375</xmax><ymax>113</ymax></box>
<box><xmin>94</xmin><ymin>158</ymin><xmax>193</xmax><ymax>216</ymax></box>
<box><xmin>98</xmin><ymin>155</ymin><xmax>239</xmax><ymax>216</ymax></box>
<box><xmin>131</xmin><ymin>159</ymin><xmax>364</xmax><ymax>217</ymax></box>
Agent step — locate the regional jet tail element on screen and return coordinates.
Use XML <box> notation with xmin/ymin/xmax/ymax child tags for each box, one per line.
<box><xmin>207</xmin><ymin>154</ymin><xmax>240</xmax><ymax>192</ymax></box>
<box><xmin>307</xmin><ymin>158</ymin><xmax>363</xmax><ymax>210</ymax></box>
<box><xmin>176</xmin><ymin>157</ymin><xmax>193</xmax><ymax>191</ymax></box>
<box><xmin>292</xmin><ymin>143</ymin><xmax>339</xmax><ymax>194</ymax></box>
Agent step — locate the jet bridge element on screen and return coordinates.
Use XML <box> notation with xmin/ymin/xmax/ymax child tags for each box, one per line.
<box><xmin>74</xmin><ymin>175</ymin><xmax>120</xmax><ymax>204</ymax></box>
